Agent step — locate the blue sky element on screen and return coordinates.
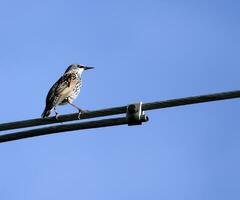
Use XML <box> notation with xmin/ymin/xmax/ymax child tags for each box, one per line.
<box><xmin>0</xmin><ymin>0</ymin><xmax>240</xmax><ymax>199</ymax></box>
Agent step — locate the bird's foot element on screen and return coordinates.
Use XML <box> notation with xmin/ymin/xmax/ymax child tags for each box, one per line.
<box><xmin>77</xmin><ymin>112</ymin><xmax>81</xmax><ymax>119</ymax></box>
<box><xmin>53</xmin><ymin>107</ymin><xmax>60</xmax><ymax>120</ymax></box>
<box><xmin>77</xmin><ymin>109</ymin><xmax>89</xmax><ymax>119</ymax></box>
<box><xmin>55</xmin><ymin>113</ymin><xmax>60</xmax><ymax>120</ymax></box>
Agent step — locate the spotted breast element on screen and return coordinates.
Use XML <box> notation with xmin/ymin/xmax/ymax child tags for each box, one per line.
<box><xmin>59</xmin><ymin>72</ymin><xmax>82</xmax><ymax>105</ymax></box>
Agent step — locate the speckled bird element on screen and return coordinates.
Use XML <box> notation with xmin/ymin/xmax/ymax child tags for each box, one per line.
<box><xmin>41</xmin><ymin>64</ymin><xmax>94</xmax><ymax>118</ymax></box>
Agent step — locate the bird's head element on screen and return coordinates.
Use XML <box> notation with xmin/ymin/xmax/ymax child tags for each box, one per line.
<box><xmin>65</xmin><ymin>64</ymin><xmax>94</xmax><ymax>75</ymax></box>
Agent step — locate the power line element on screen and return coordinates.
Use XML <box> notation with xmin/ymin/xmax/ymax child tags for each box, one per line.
<box><xmin>0</xmin><ymin>90</ymin><xmax>239</xmax><ymax>143</ymax></box>
<box><xmin>1</xmin><ymin>90</ymin><xmax>239</xmax><ymax>131</ymax></box>
<box><xmin>0</xmin><ymin>116</ymin><xmax>148</xmax><ymax>143</ymax></box>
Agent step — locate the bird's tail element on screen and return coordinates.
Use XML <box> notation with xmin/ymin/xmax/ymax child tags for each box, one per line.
<box><xmin>41</xmin><ymin>107</ymin><xmax>52</xmax><ymax>118</ymax></box>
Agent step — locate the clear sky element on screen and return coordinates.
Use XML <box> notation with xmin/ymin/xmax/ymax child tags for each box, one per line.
<box><xmin>0</xmin><ymin>0</ymin><xmax>240</xmax><ymax>199</ymax></box>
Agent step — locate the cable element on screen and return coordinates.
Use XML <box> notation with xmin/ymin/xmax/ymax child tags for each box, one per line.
<box><xmin>1</xmin><ymin>90</ymin><xmax>239</xmax><ymax>132</ymax></box>
<box><xmin>0</xmin><ymin>116</ymin><xmax>148</xmax><ymax>143</ymax></box>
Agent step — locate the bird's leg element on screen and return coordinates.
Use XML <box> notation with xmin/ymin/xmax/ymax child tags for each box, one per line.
<box><xmin>54</xmin><ymin>107</ymin><xmax>60</xmax><ymax>120</ymax></box>
<box><xmin>67</xmin><ymin>102</ymin><xmax>84</xmax><ymax>119</ymax></box>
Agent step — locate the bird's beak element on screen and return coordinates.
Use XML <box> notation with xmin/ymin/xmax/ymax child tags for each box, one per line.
<box><xmin>84</xmin><ymin>66</ymin><xmax>94</xmax><ymax>70</ymax></box>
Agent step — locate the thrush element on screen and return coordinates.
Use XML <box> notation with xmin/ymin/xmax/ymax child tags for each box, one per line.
<box><xmin>41</xmin><ymin>64</ymin><xmax>94</xmax><ymax>118</ymax></box>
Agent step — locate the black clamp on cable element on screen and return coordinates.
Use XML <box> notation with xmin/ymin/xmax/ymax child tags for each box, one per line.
<box><xmin>127</xmin><ymin>102</ymin><xmax>149</xmax><ymax>126</ymax></box>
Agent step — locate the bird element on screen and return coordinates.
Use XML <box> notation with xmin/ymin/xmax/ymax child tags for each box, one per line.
<box><xmin>41</xmin><ymin>64</ymin><xmax>94</xmax><ymax>119</ymax></box>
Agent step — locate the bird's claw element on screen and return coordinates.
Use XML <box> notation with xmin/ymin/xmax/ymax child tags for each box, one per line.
<box><xmin>55</xmin><ymin>113</ymin><xmax>60</xmax><ymax>120</ymax></box>
<box><xmin>77</xmin><ymin>111</ymin><xmax>82</xmax><ymax>119</ymax></box>
<box><xmin>77</xmin><ymin>109</ymin><xmax>89</xmax><ymax>119</ymax></box>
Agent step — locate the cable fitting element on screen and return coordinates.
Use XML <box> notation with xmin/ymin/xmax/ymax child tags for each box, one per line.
<box><xmin>126</xmin><ymin>102</ymin><xmax>149</xmax><ymax>126</ymax></box>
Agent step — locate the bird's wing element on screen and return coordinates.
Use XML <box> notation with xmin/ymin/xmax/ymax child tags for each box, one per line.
<box><xmin>55</xmin><ymin>73</ymin><xmax>76</xmax><ymax>95</ymax></box>
<box><xmin>45</xmin><ymin>73</ymin><xmax>77</xmax><ymax>106</ymax></box>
